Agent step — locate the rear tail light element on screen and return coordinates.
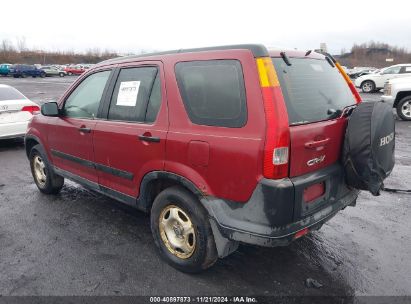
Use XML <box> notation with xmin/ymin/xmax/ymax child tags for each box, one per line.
<box><xmin>21</xmin><ymin>105</ymin><xmax>40</xmax><ymax>115</ymax></box>
<box><xmin>256</xmin><ymin>57</ymin><xmax>290</xmax><ymax>179</ymax></box>
<box><xmin>273</xmin><ymin>147</ymin><xmax>289</xmax><ymax>165</ymax></box>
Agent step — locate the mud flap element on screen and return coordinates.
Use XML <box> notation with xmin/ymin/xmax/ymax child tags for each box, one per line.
<box><xmin>209</xmin><ymin>218</ymin><xmax>239</xmax><ymax>258</ymax></box>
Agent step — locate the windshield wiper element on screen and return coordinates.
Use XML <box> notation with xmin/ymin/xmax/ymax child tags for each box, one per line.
<box><xmin>327</xmin><ymin>108</ymin><xmax>342</xmax><ymax>119</ymax></box>
<box><xmin>280</xmin><ymin>52</ymin><xmax>292</xmax><ymax>66</ymax></box>
<box><xmin>325</xmin><ymin>56</ymin><xmax>335</xmax><ymax>68</ymax></box>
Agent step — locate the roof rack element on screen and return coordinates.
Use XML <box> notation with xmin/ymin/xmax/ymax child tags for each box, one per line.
<box><xmin>99</xmin><ymin>44</ymin><xmax>269</xmax><ymax>65</ymax></box>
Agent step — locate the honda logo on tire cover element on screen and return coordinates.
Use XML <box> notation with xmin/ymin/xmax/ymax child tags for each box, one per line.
<box><xmin>307</xmin><ymin>155</ymin><xmax>325</xmax><ymax>166</ymax></box>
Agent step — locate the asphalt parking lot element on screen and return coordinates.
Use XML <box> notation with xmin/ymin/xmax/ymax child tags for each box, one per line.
<box><xmin>0</xmin><ymin>77</ymin><xmax>410</xmax><ymax>298</ymax></box>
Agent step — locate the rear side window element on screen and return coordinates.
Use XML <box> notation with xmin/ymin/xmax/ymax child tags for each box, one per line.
<box><xmin>175</xmin><ymin>60</ymin><xmax>247</xmax><ymax>128</ymax></box>
<box><xmin>401</xmin><ymin>66</ymin><xmax>411</xmax><ymax>73</ymax></box>
<box><xmin>108</xmin><ymin>67</ymin><xmax>158</xmax><ymax>122</ymax></box>
<box><xmin>272</xmin><ymin>58</ymin><xmax>356</xmax><ymax>125</ymax></box>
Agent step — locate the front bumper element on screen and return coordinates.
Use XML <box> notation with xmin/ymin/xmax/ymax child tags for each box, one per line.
<box><xmin>381</xmin><ymin>95</ymin><xmax>395</xmax><ymax>107</ymax></box>
<box><xmin>354</xmin><ymin>79</ymin><xmax>362</xmax><ymax>88</ymax></box>
<box><xmin>202</xmin><ymin>164</ymin><xmax>359</xmax><ymax>251</ymax></box>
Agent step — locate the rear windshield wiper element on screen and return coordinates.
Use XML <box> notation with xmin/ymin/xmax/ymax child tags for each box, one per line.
<box><xmin>327</xmin><ymin>108</ymin><xmax>342</xmax><ymax>119</ymax></box>
<box><xmin>280</xmin><ymin>52</ymin><xmax>292</xmax><ymax>66</ymax></box>
<box><xmin>325</xmin><ymin>56</ymin><xmax>335</xmax><ymax>68</ymax></box>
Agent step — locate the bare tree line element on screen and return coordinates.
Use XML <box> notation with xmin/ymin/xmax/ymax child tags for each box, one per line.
<box><xmin>0</xmin><ymin>38</ymin><xmax>119</xmax><ymax>64</ymax></box>
<box><xmin>338</xmin><ymin>41</ymin><xmax>411</xmax><ymax>68</ymax></box>
<box><xmin>2</xmin><ymin>38</ymin><xmax>410</xmax><ymax>67</ymax></box>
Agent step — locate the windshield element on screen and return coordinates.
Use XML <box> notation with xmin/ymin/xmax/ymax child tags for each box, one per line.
<box><xmin>272</xmin><ymin>57</ymin><xmax>356</xmax><ymax>125</ymax></box>
<box><xmin>0</xmin><ymin>87</ymin><xmax>25</xmax><ymax>101</ymax></box>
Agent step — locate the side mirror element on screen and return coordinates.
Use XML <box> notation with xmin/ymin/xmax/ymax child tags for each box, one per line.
<box><xmin>41</xmin><ymin>102</ymin><xmax>60</xmax><ymax>117</ymax></box>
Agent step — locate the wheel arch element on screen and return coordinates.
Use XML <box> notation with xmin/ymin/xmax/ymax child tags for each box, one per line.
<box><xmin>25</xmin><ymin>134</ymin><xmax>41</xmax><ymax>158</ymax></box>
<box><xmin>394</xmin><ymin>91</ymin><xmax>411</xmax><ymax>107</ymax></box>
<box><xmin>361</xmin><ymin>79</ymin><xmax>376</xmax><ymax>89</ymax></box>
<box><xmin>137</xmin><ymin>171</ymin><xmax>204</xmax><ymax>212</ymax></box>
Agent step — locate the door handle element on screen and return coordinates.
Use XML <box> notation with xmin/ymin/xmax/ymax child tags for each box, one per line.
<box><xmin>305</xmin><ymin>138</ymin><xmax>330</xmax><ymax>149</ymax></box>
<box><xmin>78</xmin><ymin>127</ymin><xmax>91</xmax><ymax>133</ymax></box>
<box><xmin>138</xmin><ymin>134</ymin><xmax>160</xmax><ymax>143</ymax></box>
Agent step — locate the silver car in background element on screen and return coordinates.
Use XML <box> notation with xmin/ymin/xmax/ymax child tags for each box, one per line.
<box><xmin>41</xmin><ymin>66</ymin><xmax>67</xmax><ymax>77</ymax></box>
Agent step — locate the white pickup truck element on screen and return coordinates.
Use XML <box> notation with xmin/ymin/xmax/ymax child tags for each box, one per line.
<box><xmin>381</xmin><ymin>77</ymin><xmax>411</xmax><ymax>121</ymax></box>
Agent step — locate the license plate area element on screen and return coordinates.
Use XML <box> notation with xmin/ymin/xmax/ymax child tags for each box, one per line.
<box><xmin>0</xmin><ymin>111</ymin><xmax>21</xmax><ymax>124</ymax></box>
<box><xmin>291</xmin><ymin>164</ymin><xmax>347</xmax><ymax>220</ymax></box>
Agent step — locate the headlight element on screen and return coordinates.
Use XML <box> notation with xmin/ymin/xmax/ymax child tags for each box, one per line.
<box><xmin>384</xmin><ymin>83</ymin><xmax>392</xmax><ymax>96</ymax></box>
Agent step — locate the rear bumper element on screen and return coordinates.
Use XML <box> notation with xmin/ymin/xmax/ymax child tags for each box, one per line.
<box><xmin>0</xmin><ymin>121</ymin><xmax>29</xmax><ymax>139</ymax></box>
<box><xmin>202</xmin><ymin>164</ymin><xmax>359</xmax><ymax>248</ymax></box>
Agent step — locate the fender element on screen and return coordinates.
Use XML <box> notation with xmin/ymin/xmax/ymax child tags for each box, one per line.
<box><xmin>137</xmin><ymin>171</ymin><xmax>204</xmax><ymax>211</ymax></box>
<box><xmin>25</xmin><ymin>132</ymin><xmax>48</xmax><ymax>158</ymax></box>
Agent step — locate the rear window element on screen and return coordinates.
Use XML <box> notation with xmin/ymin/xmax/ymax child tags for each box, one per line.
<box><xmin>272</xmin><ymin>57</ymin><xmax>356</xmax><ymax>125</ymax></box>
<box><xmin>0</xmin><ymin>87</ymin><xmax>25</xmax><ymax>101</ymax></box>
<box><xmin>175</xmin><ymin>60</ymin><xmax>247</xmax><ymax>128</ymax></box>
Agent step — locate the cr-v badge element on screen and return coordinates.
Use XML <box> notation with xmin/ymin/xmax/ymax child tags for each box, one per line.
<box><xmin>307</xmin><ymin>155</ymin><xmax>325</xmax><ymax>166</ymax></box>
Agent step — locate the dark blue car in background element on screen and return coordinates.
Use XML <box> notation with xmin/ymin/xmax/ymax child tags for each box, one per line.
<box><xmin>9</xmin><ymin>64</ymin><xmax>46</xmax><ymax>78</ymax></box>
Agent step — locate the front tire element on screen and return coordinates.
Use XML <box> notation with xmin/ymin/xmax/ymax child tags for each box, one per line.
<box><xmin>361</xmin><ymin>80</ymin><xmax>376</xmax><ymax>93</ymax></box>
<box><xmin>151</xmin><ymin>186</ymin><xmax>218</xmax><ymax>273</ymax></box>
<box><xmin>29</xmin><ymin>144</ymin><xmax>64</xmax><ymax>194</ymax></box>
<box><xmin>59</xmin><ymin>72</ymin><xmax>65</xmax><ymax>77</ymax></box>
<box><xmin>396</xmin><ymin>96</ymin><xmax>411</xmax><ymax>121</ymax></box>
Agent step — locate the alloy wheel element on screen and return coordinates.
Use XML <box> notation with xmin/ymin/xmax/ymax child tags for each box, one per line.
<box><xmin>33</xmin><ymin>155</ymin><xmax>47</xmax><ymax>187</ymax></box>
<box><xmin>401</xmin><ymin>101</ymin><xmax>411</xmax><ymax>118</ymax></box>
<box><xmin>159</xmin><ymin>205</ymin><xmax>196</xmax><ymax>259</ymax></box>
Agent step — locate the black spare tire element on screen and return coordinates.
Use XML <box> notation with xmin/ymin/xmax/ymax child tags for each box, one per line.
<box><xmin>343</xmin><ymin>101</ymin><xmax>395</xmax><ymax>196</ymax></box>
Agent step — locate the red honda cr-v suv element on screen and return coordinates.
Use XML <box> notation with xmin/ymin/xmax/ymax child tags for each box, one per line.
<box><xmin>26</xmin><ymin>44</ymin><xmax>360</xmax><ymax>272</ymax></box>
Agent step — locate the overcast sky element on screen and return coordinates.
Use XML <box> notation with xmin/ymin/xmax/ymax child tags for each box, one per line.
<box><xmin>2</xmin><ymin>0</ymin><xmax>411</xmax><ymax>55</ymax></box>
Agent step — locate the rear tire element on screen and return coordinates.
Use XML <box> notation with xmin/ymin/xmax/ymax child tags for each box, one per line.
<box><xmin>59</xmin><ymin>72</ymin><xmax>65</xmax><ymax>77</ymax></box>
<box><xmin>29</xmin><ymin>144</ymin><xmax>64</xmax><ymax>194</ymax></box>
<box><xmin>40</xmin><ymin>73</ymin><xmax>46</xmax><ymax>78</ymax></box>
<box><xmin>68</xmin><ymin>72</ymin><xmax>73</xmax><ymax>76</ymax></box>
<box><xmin>361</xmin><ymin>80</ymin><xmax>376</xmax><ymax>93</ymax></box>
<box><xmin>150</xmin><ymin>186</ymin><xmax>218</xmax><ymax>273</ymax></box>
<box><xmin>396</xmin><ymin>96</ymin><xmax>411</xmax><ymax>121</ymax></box>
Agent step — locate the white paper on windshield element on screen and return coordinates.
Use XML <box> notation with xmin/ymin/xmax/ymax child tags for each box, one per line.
<box><xmin>310</xmin><ymin>64</ymin><xmax>324</xmax><ymax>72</ymax></box>
<box><xmin>116</xmin><ymin>81</ymin><xmax>140</xmax><ymax>106</ymax></box>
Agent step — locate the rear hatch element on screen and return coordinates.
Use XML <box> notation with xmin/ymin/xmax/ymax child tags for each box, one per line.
<box><xmin>272</xmin><ymin>54</ymin><xmax>356</xmax><ymax>177</ymax></box>
<box><xmin>271</xmin><ymin>52</ymin><xmax>357</xmax><ymax>219</ymax></box>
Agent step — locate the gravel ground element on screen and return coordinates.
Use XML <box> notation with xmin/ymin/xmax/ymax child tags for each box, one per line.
<box><xmin>0</xmin><ymin>77</ymin><xmax>410</xmax><ymax>298</ymax></box>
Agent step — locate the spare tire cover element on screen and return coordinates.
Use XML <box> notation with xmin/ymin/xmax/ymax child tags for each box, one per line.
<box><xmin>343</xmin><ymin>101</ymin><xmax>395</xmax><ymax>196</ymax></box>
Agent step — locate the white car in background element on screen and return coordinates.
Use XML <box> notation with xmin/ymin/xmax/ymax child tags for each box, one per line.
<box><xmin>354</xmin><ymin>64</ymin><xmax>411</xmax><ymax>93</ymax></box>
<box><xmin>382</xmin><ymin>76</ymin><xmax>411</xmax><ymax>121</ymax></box>
<box><xmin>0</xmin><ymin>84</ymin><xmax>39</xmax><ymax>139</ymax></box>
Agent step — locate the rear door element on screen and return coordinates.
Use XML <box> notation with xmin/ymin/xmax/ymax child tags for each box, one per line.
<box><xmin>93</xmin><ymin>61</ymin><xmax>167</xmax><ymax>199</ymax></box>
<box><xmin>272</xmin><ymin>56</ymin><xmax>356</xmax><ymax>178</ymax></box>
